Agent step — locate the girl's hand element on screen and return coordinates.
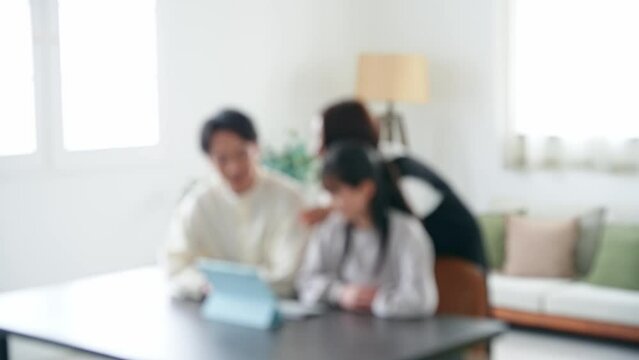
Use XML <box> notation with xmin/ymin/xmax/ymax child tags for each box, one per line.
<box><xmin>300</xmin><ymin>207</ymin><xmax>331</xmax><ymax>227</ymax></box>
<box><xmin>339</xmin><ymin>285</ymin><xmax>378</xmax><ymax>312</ymax></box>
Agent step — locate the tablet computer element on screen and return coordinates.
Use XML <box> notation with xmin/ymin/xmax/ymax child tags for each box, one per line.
<box><xmin>198</xmin><ymin>259</ymin><xmax>325</xmax><ymax>329</ymax></box>
<box><xmin>198</xmin><ymin>259</ymin><xmax>279</xmax><ymax>329</ymax></box>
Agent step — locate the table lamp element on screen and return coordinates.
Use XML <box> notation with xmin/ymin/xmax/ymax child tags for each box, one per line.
<box><xmin>356</xmin><ymin>53</ymin><xmax>429</xmax><ymax>147</ymax></box>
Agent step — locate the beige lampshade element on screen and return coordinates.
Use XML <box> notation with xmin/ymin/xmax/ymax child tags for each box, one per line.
<box><xmin>356</xmin><ymin>53</ymin><xmax>429</xmax><ymax>103</ymax></box>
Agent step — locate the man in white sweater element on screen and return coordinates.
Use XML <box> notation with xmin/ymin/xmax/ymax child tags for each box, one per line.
<box><xmin>163</xmin><ymin>110</ymin><xmax>308</xmax><ymax>300</ymax></box>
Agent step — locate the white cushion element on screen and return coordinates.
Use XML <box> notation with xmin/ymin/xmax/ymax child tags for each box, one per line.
<box><xmin>488</xmin><ymin>273</ymin><xmax>571</xmax><ymax>312</ymax></box>
<box><xmin>545</xmin><ymin>283</ymin><xmax>639</xmax><ymax>327</ymax></box>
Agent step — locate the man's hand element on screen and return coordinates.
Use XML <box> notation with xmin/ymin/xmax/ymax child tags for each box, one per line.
<box><xmin>201</xmin><ymin>282</ymin><xmax>212</xmax><ymax>297</ymax></box>
<box><xmin>300</xmin><ymin>207</ymin><xmax>331</xmax><ymax>227</ymax></box>
<box><xmin>339</xmin><ymin>285</ymin><xmax>378</xmax><ymax>312</ymax></box>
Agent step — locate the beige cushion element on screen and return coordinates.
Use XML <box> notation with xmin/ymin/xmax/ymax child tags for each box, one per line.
<box><xmin>503</xmin><ymin>216</ymin><xmax>579</xmax><ymax>278</ymax></box>
<box><xmin>526</xmin><ymin>206</ymin><xmax>607</xmax><ymax>277</ymax></box>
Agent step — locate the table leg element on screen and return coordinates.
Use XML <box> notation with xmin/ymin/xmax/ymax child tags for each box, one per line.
<box><xmin>0</xmin><ymin>332</ymin><xmax>8</xmax><ymax>360</ymax></box>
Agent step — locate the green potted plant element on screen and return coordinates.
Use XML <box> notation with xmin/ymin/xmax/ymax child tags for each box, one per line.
<box><xmin>262</xmin><ymin>131</ymin><xmax>318</xmax><ymax>184</ymax></box>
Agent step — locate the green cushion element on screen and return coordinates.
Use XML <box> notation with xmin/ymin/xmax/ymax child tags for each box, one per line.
<box><xmin>479</xmin><ymin>214</ymin><xmax>507</xmax><ymax>270</ymax></box>
<box><xmin>587</xmin><ymin>224</ymin><xmax>639</xmax><ymax>291</ymax></box>
<box><xmin>575</xmin><ymin>208</ymin><xmax>606</xmax><ymax>276</ymax></box>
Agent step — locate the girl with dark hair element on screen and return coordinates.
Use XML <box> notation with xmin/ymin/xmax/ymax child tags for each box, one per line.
<box><xmin>303</xmin><ymin>99</ymin><xmax>486</xmax><ymax>269</ymax></box>
<box><xmin>296</xmin><ymin>141</ymin><xmax>438</xmax><ymax>318</ymax></box>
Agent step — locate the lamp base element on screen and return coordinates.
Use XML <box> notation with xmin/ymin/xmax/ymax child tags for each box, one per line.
<box><xmin>380</xmin><ymin>103</ymin><xmax>409</xmax><ymax>147</ymax></box>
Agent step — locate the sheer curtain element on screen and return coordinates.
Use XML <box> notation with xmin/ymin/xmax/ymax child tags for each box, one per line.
<box><xmin>506</xmin><ymin>0</ymin><xmax>639</xmax><ymax>172</ymax></box>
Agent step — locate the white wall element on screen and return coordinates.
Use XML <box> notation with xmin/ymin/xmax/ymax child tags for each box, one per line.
<box><xmin>2</xmin><ymin>0</ymin><xmax>639</xmax><ymax>291</ymax></box>
<box><xmin>0</xmin><ymin>0</ymin><xmax>390</xmax><ymax>291</ymax></box>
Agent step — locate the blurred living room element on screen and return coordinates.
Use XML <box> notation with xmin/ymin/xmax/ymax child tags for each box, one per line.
<box><xmin>1</xmin><ymin>0</ymin><xmax>638</xmax><ymax>359</ymax></box>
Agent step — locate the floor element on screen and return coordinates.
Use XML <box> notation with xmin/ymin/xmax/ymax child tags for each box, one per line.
<box><xmin>8</xmin><ymin>339</ymin><xmax>107</xmax><ymax>360</ymax></box>
<box><xmin>492</xmin><ymin>328</ymin><xmax>639</xmax><ymax>360</ymax></box>
<box><xmin>8</xmin><ymin>327</ymin><xmax>639</xmax><ymax>359</ymax></box>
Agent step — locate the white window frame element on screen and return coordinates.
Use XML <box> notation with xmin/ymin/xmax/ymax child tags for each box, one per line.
<box><xmin>0</xmin><ymin>0</ymin><xmax>166</xmax><ymax>175</ymax></box>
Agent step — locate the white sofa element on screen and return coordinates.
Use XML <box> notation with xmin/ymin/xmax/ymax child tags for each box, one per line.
<box><xmin>488</xmin><ymin>273</ymin><xmax>639</xmax><ymax>343</ymax></box>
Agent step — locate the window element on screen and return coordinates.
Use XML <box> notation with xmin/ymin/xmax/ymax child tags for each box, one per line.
<box><xmin>58</xmin><ymin>0</ymin><xmax>159</xmax><ymax>151</ymax></box>
<box><xmin>0</xmin><ymin>0</ymin><xmax>37</xmax><ymax>157</ymax></box>
<box><xmin>507</xmin><ymin>0</ymin><xmax>639</xmax><ymax>171</ymax></box>
<box><xmin>1</xmin><ymin>0</ymin><xmax>159</xmax><ymax>167</ymax></box>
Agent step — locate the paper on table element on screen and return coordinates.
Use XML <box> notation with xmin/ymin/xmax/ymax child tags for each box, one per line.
<box><xmin>278</xmin><ymin>300</ymin><xmax>327</xmax><ymax>320</ymax></box>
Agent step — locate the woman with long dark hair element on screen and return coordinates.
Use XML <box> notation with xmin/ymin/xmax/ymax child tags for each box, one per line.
<box><xmin>296</xmin><ymin>141</ymin><xmax>438</xmax><ymax>318</ymax></box>
<box><xmin>303</xmin><ymin>100</ymin><xmax>486</xmax><ymax>269</ymax></box>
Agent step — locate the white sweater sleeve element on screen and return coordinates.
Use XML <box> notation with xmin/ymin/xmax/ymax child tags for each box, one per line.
<box><xmin>259</xmin><ymin>192</ymin><xmax>309</xmax><ymax>298</ymax></box>
<box><xmin>161</xmin><ymin>193</ymin><xmax>216</xmax><ymax>301</ymax></box>
<box><xmin>295</xmin><ymin>223</ymin><xmax>344</xmax><ymax>305</ymax></box>
<box><xmin>372</xmin><ymin>218</ymin><xmax>438</xmax><ymax>318</ymax></box>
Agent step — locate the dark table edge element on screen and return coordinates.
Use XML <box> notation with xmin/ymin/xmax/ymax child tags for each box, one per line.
<box><xmin>1</xmin><ymin>322</ymin><xmax>507</xmax><ymax>360</ymax></box>
<box><xmin>0</xmin><ymin>329</ymin><xmax>122</xmax><ymax>360</ymax></box>
<box><xmin>411</xmin><ymin>325</ymin><xmax>506</xmax><ymax>360</ymax></box>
